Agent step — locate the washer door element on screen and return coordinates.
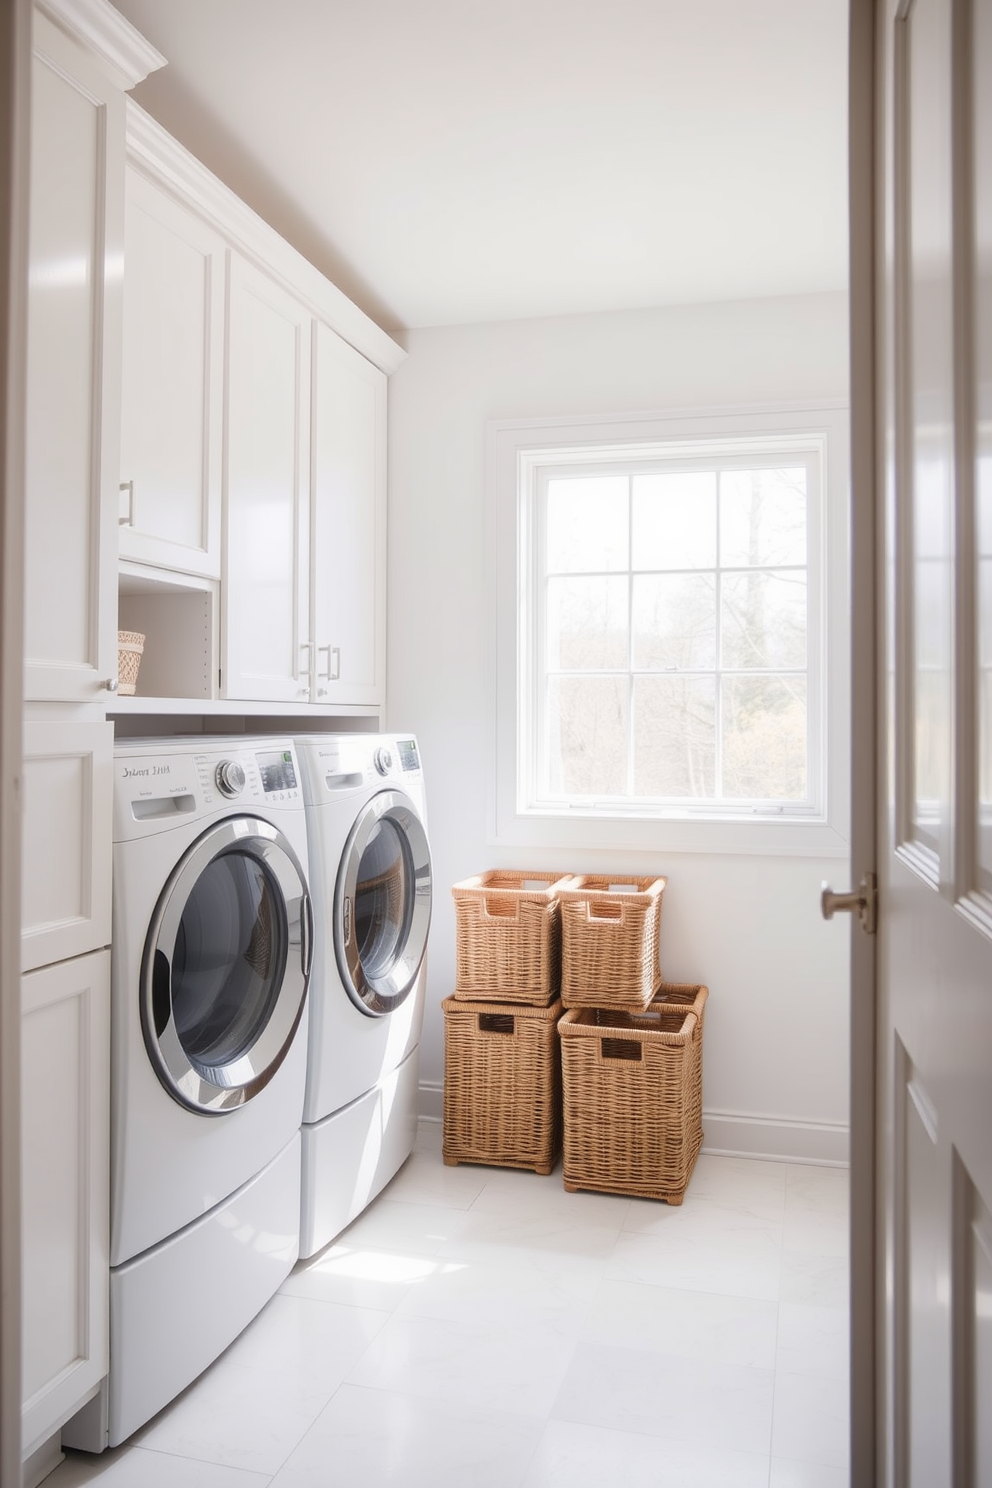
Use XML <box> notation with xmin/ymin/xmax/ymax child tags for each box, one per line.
<box><xmin>335</xmin><ymin>789</ymin><xmax>432</xmax><ymax>1016</ymax></box>
<box><xmin>141</xmin><ymin>816</ymin><xmax>313</xmax><ymax>1113</ymax></box>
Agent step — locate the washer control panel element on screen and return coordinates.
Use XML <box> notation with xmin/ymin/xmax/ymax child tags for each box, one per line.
<box><xmin>114</xmin><ymin>738</ymin><xmax>304</xmax><ymax>840</ymax></box>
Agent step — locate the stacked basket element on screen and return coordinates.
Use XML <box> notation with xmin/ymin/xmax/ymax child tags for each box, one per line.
<box><xmin>557</xmin><ymin>875</ymin><xmax>706</xmax><ymax>1206</ymax></box>
<box><xmin>442</xmin><ymin>871</ymin><xmax>571</xmax><ymax>1175</ymax></box>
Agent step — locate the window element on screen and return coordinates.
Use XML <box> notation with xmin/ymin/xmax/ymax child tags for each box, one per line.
<box><xmin>492</xmin><ymin>406</ymin><xmax>850</xmax><ymax>856</ymax></box>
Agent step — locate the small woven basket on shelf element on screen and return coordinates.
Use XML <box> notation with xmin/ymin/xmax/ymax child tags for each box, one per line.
<box><xmin>116</xmin><ymin>630</ymin><xmax>145</xmax><ymax>696</ymax></box>
<box><xmin>451</xmin><ymin>870</ymin><xmax>571</xmax><ymax>1005</ymax></box>
<box><xmin>559</xmin><ymin>983</ymin><xmax>707</xmax><ymax>1205</ymax></box>
<box><xmin>557</xmin><ymin>874</ymin><xmax>667</xmax><ymax>1010</ymax></box>
<box><xmin>442</xmin><ymin>995</ymin><xmax>563</xmax><ymax>1174</ymax></box>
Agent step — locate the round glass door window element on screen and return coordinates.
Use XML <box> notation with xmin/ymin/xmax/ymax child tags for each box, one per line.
<box><xmin>335</xmin><ymin>790</ymin><xmax>432</xmax><ymax>1016</ymax></box>
<box><xmin>142</xmin><ymin>817</ymin><xmax>312</xmax><ymax>1113</ymax></box>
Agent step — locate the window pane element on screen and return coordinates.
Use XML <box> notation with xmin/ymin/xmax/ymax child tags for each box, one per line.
<box><xmin>633</xmin><ymin>675</ymin><xmax>716</xmax><ymax>796</ymax></box>
<box><xmin>720</xmin><ymin>468</ymin><xmax>807</xmax><ymax>568</ymax></box>
<box><xmin>547</xmin><ymin>476</ymin><xmax>629</xmax><ymax>572</ymax></box>
<box><xmin>721</xmin><ymin>571</ymin><xmax>807</xmax><ymax>669</ymax></box>
<box><xmin>546</xmin><ymin>675</ymin><xmax>628</xmax><ymax>795</ymax></box>
<box><xmin>632</xmin><ymin>573</ymin><xmax>716</xmax><ymax>669</ymax></box>
<box><xmin>722</xmin><ymin>675</ymin><xmax>807</xmax><ymax>800</ymax></box>
<box><xmin>631</xmin><ymin>472</ymin><xmax>716</xmax><ymax>570</ymax></box>
<box><xmin>547</xmin><ymin>576</ymin><xmax>628</xmax><ymax>669</ymax></box>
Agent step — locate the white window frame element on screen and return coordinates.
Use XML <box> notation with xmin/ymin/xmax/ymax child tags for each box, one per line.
<box><xmin>489</xmin><ymin>402</ymin><xmax>851</xmax><ymax>858</ymax></box>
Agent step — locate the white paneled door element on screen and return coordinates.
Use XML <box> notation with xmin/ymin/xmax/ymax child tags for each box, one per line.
<box><xmin>875</xmin><ymin>0</ymin><xmax>992</xmax><ymax>1481</ymax></box>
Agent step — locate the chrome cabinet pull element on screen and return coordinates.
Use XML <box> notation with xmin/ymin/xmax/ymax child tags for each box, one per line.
<box><xmin>119</xmin><ymin>480</ymin><xmax>134</xmax><ymax>527</ymax></box>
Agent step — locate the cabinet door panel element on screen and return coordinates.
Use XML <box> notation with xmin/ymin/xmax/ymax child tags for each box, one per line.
<box><xmin>119</xmin><ymin>169</ymin><xmax>224</xmax><ymax>577</ymax></box>
<box><xmin>224</xmin><ymin>256</ymin><xmax>310</xmax><ymax>702</ymax></box>
<box><xmin>21</xmin><ymin>721</ymin><xmax>113</xmax><ymax>973</ymax></box>
<box><xmin>21</xmin><ymin>950</ymin><xmax>110</xmax><ymax>1459</ymax></box>
<box><xmin>311</xmin><ymin>323</ymin><xmax>386</xmax><ymax>706</ymax></box>
<box><xmin>24</xmin><ymin>17</ymin><xmax>122</xmax><ymax>703</ymax></box>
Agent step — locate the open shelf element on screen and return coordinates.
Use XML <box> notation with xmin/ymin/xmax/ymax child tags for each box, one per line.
<box><xmin>119</xmin><ymin>563</ymin><xmax>217</xmax><ymax>702</ymax></box>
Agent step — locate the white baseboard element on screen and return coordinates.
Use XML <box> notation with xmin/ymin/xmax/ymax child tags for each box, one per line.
<box><xmin>700</xmin><ymin>1109</ymin><xmax>848</xmax><ymax>1167</ymax></box>
<box><xmin>418</xmin><ymin>1081</ymin><xmax>848</xmax><ymax>1168</ymax></box>
<box><xmin>419</xmin><ymin>1079</ymin><xmax>443</xmax><ymax>1123</ymax></box>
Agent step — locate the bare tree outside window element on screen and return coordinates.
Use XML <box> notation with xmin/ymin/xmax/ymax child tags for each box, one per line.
<box><xmin>541</xmin><ymin>461</ymin><xmax>809</xmax><ymax>808</ymax></box>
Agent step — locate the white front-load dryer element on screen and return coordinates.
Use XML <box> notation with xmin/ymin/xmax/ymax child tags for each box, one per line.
<box><xmin>296</xmin><ymin>734</ymin><xmax>431</xmax><ymax>1257</ymax></box>
<box><xmin>76</xmin><ymin>737</ymin><xmax>313</xmax><ymax>1452</ymax></box>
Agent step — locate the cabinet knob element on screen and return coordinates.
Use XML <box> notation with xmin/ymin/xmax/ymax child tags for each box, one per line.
<box><xmin>106</xmin><ymin>678</ymin><xmax>119</xmax><ymax>693</ymax></box>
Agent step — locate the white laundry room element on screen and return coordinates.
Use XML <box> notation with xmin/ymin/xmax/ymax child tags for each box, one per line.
<box><xmin>4</xmin><ymin>2</ymin><xmax>987</xmax><ymax>1486</ymax></box>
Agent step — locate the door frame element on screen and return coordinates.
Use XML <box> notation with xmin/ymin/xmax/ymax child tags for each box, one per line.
<box><xmin>0</xmin><ymin>0</ymin><xmax>30</xmax><ymax>1478</ymax></box>
<box><xmin>848</xmin><ymin>0</ymin><xmax>883</xmax><ymax>1482</ymax></box>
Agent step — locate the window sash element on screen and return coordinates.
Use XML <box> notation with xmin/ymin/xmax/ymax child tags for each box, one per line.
<box><xmin>520</xmin><ymin>437</ymin><xmax>826</xmax><ymax>822</ymax></box>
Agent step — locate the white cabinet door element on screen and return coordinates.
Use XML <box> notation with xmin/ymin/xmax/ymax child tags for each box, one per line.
<box><xmin>311</xmin><ymin>322</ymin><xmax>386</xmax><ymax>706</ymax></box>
<box><xmin>21</xmin><ymin>720</ymin><xmax>113</xmax><ymax>974</ymax></box>
<box><xmin>119</xmin><ymin>168</ymin><xmax>225</xmax><ymax>578</ymax></box>
<box><xmin>223</xmin><ymin>255</ymin><xmax>311</xmax><ymax>702</ymax></box>
<box><xmin>21</xmin><ymin>950</ymin><xmax>110</xmax><ymax>1460</ymax></box>
<box><xmin>23</xmin><ymin>13</ymin><xmax>122</xmax><ymax>704</ymax></box>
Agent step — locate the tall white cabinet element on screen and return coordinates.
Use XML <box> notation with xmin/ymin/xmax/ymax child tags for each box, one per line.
<box><xmin>20</xmin><ymin>6</ymin><xmax>164</xmax><ymax>1485</ymax></box>
<box><xmin>19</xmin><ymin>6</ymin><xmax>402</xmax><ymax>1481</ymax></box>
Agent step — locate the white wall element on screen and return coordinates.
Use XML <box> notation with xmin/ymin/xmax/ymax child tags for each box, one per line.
<box><xmin>387</xmin><ymin>290</ymin><xmax>852</xmax><ymax>1164</ymax></box>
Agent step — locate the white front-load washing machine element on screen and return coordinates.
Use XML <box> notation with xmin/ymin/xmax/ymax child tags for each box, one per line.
<box><xmin>296</xmin><ymin>734</ymin><xmax>431</xmax><ymax>1257</ymax></box>
<box><xmin>71</xmin><ymin>737</ymin><xmax>313</xmax><ymax>1451</ymax></box>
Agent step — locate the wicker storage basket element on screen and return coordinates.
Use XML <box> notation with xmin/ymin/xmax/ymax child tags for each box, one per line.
<box><xmin>559</xmin><ymin>983</ymin><xmax>707</xmax><ymax>1205</ymax></box>
<box><xmin>116</xmin><ymin>630</ymin><xmax>145</xmax><ymax>696</ymax></box>
<box><xmin>558</xmin><ymin>875</ymin><xmax>667</xmax><ymax>1010</ymax></box>
<box><xmin>442</xmin><ymin>995</ymin><xmax>563</xmax><ymax>1173</ymax></box>
<box><xmin>451</xmin><ymin>870</ymin><xmax>571</xmax><ymax>1004</ymax></box>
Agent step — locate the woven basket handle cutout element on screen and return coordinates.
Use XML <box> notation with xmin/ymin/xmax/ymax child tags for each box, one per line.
<box><xmin>483</xmin><ymin>898</ymin><xmax>520</xmax><ymax>922</ymax></box>
<box><xmin>586</xmin><ymin>900</ymin><xmax>624</xmax><ymax>922</ymax></box>
<box><xmin>479</xmin><ymin>1013</ymin><xmax>515</xmax><ymax>1035</ymax></box>
<box><xmin>600</xmin><ymin>1037</ymin><xmax>642</xmax><ymax>1061</ymax></box>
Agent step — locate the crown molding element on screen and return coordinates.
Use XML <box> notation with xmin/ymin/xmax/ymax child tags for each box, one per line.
<box><xmin>36</xmin><ymin>0</ymin><xmax>165</xmax><ymax>90</ymax></box>
<box><xmin>125</xmin><ymin>100</ymin><xmax>405</xmax><ymax>375</ymax></box>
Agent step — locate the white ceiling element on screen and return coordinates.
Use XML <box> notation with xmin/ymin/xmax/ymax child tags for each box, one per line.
<box><xmin>112</xmin><ymin>0</ymin><xmax>850</xmax><ymax>334</ymax></box>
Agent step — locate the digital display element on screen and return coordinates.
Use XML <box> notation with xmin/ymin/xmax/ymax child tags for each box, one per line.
<box><xmin>257</xmin><ymin>749</ymin><xmax>298</xmax><ymax>793</ymax></box>
<box><xmin>397</xmin><ymin>739</ymin><xmax>420</xmax><ymax>771</ymax></box>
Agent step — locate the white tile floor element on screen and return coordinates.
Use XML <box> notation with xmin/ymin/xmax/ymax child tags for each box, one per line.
<box><xmin>47</xmin><ymin>1122</ymin><xmax>850</xmax><ymax>1488</ymax></box>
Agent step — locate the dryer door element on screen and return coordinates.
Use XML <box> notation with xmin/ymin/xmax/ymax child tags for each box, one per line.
<box><xmin>142</xmin><ymin>816</ymin><xmax>313</xmax><ymax>1113</ymax></box>
<box><xmin>335</xmin><ymin>789</ymin><xmax>432</xmax><ymax>1016</ymax></box>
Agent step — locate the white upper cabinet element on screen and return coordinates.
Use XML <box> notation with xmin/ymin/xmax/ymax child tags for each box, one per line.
<box><xmin>222</xmin><ymin>283</ymin><xmax>388</xmax><ymax>708</ymax></box>
<box><xmin>119</xmin><ymin>167</ymin><xmax>225</xmax><ymax>578</ymax></box>
<box><xmin>119</xmin><ymin>103</ymin><xmax>404</xmax><ymax>713</ymax></box>
<box><xmin>311</xmin><ymin>322</ymin><xmax>386</xmax><ymax>707</ymax></box>
<box><xmin>223</xmin><ymin>254</ymin><xmax>312</xmax><ymax>703</ymax></box>
<box><xmin>24</xmin><ymin>11</ymin><xmax>126</xmax><ymax>703</ymax></box>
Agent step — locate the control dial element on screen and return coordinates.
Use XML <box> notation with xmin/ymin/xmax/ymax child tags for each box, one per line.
<box><xmin>215</xmin><ymin>759</ymin><xmax>247</xmax><ymax>798</ymax></box>
<box><xmin>373</xmin><ymin>746</ymin><xmax>393</xmax><ymax>775</ymax></box>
